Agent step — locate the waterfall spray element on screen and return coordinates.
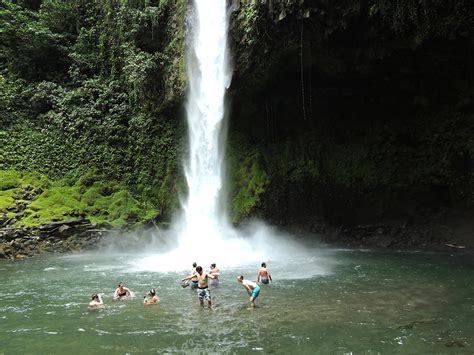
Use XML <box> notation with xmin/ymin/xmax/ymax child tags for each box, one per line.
<box><xmin>165</xmin><ymin>0</ymin><xmax>261</xmax><ymax>267</ymax></box>
<box><xmin>131</xmin><ymin>1</ymin><xmax>328</xmax><ymax>274</ymax></box>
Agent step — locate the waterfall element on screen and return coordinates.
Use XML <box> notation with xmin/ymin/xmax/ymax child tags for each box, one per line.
<box><xmin>179</xmin><ymin>0</ymin><xmax>232</xmax><ymax>248</ymax></box>
<box><xmin>134</xmin><ymin>1</ymin><xmax>315</xmax><ymax>272</ymax></box>
<box><xmin>171</xmin><ymin>0</ymin><xmax>263</xmax><ymax>267</ymax></box>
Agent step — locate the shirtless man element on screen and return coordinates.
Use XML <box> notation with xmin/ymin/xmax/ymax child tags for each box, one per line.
<box><xmin>208</xmin><ymin>263</ymin><xmax>220</xmax><ymax>286</ymax></box>
<box><xmin>182</xmin><ymin>266</ymin><xmax>215</xmax><ymax>307</ymax></box>
<box><xmin>257</xmin><ymin>262</ymin><xmax>272</xmax><ymax>284</ymax></box>
<box><xmin>88</xmin><ymin>294</ymin><xmax>104</xmax><ymax>309</ymax></box>
<box><xmin>237</xmin><ymin>275</ymin><xmax>260</xmax><ymax>307</ymax></box>
<box><xmin>143</xmin><ymin>288</ymin><xmax>159</xmax><ymax>305</ymax></box>
<box><xmin>114</xmin><ymin>283</ymin><xmax>131</xmax><ymax>299</ymax></box>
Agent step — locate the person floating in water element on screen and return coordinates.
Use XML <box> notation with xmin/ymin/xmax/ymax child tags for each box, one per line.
<box><xmin>257</xmin><ymin>262</ymin><xmax>272</xmax><ymax>284</ymax></box>
<box><xmin>182</xmin><ymin>265</ymin><xmax>215</xmax><ymax>307</ymax></box>
<box><xmin>88</xmin><ymin>293</ymin><xmax>104</xmax><ymax>309</ymax></box>
<box><xmin>208</xmin><ymin>263</ymin><xmax>220</xmax><ymax>286</ymax></box>
<box><xmin>143</xmin><ymin>288</ymin><xmax>159</xmax><ymax>305</ymax></box>
<box><xmin>114</xmin><ymin>283</ymin><xmax>131</xmax><ymax>299</ymax></box>
<box><xmin>237</xmin><ymin>275</ymin><xmax>260</xmax><ymax>307</ymax></box>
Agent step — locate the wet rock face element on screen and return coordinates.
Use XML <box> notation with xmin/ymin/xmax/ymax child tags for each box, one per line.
<box><xmin>227</xmin><ymin>1</ymin><xmax>474</xmax><ymax>231</ymax></box>
<box><xmin>0</xmin><ymin>220</ymin><xmax>105</xmax><ymax>260</ymax></box>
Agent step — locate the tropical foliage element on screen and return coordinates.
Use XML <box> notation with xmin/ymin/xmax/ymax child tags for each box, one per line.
<box><xmin>0</xmin><ymin>0</ymin><xmax>187</xmax><ymax>227</ymax></box>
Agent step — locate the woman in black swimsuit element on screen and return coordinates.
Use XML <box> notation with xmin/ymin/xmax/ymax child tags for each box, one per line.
<box><xmin>114</xmin><ymin>283</ymin><xmax>131</xmax><ymax>299</ymax></box>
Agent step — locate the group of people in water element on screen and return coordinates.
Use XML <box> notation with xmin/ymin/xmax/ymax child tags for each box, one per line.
<box><xmin>88</xmin><ymin>282</ymin><xmax>159</xmax><ymax>308</ymax></box>
<box><xmin>88</xmin><ymin>262</ymin><xmax>272</xmax><ymax>309</ymax></box>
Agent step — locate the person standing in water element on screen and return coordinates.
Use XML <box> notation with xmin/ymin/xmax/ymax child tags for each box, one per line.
<box><xmin>257</xmin><ymin>262</ymin><xmax>272</xmax><ymax>284</ymax></box>
<box><xmin>114</xmin><ymin>283</ymin><xmax>132</xmax><ymax>299</ymax></box>
<box><xmin>143</xmin><ymin>288</ymin><xmax>159</xmax><ymax>305</ymax></box>
<box><xmin>208</xmin><ymin>263</ymin><xmax>220</xmax><ymax>286</ymax></box>
<box><xmin>88</xmin><ymin>294</ymin><xmax>104</xmax><ymax>309</ymax></box>
<box><xmin>237</xmin><ymin>275</ymin><xmax>260</xmax><ymax>307</ymax></box>
<box><xmin>189</xmin><ymin>262</ymin><xmax>199</xmax><ymax>289</ymax></box>
<box><xmin>182</xmin><ymin>266</ymin><xmax>215</xmax><ymax>307</ymax></box>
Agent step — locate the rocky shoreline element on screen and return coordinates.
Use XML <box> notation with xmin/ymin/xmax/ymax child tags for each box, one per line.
<box><xmin>317</xmin><ymin>223</ymin><xmax>472</xmax><ymax>253</ymax></box>
<box><xmin>305</xmin><ymin>210</ymin><xmax>474</xmax><ymax>254</ymax></box>
<box><xmin>0</xmin><ymin>219</ymin><xmax>107</xmax><ymax>260</ymax></box>
<box><xmin>1</xmin><ymin>210</ymin><xmax>473</xmax><ymax>260</ymax></box>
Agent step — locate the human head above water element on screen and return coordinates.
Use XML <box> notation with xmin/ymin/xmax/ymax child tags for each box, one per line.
<box><xmin>261</xmin><ymin>262</ymin><xmax>266</xmax><ymax>267</ymax></box>
<box><xmin>91</xmin><ymin>293</ymin><xmax>99</xmax><ymax>300</ymax></box>
<box><xmin>210</xmin><ymin>263</ymin><xmax>216</xmax><ymax>268</ymax></box>
<box><xmin>192</xmin><ymin>262</ymin><xmax>197</xmax><ymax>268</ymax></box>
<box><xmin>148</xmin><ymin>288</ymin><xmax>156</xmax><ymax>296</ymax></box>
<box><xmin>237</xmin><ymin>275</ymin><xmax>244</xmax><ymax>283</ymax></box>
<box><xmin>196</xmin><ymin>266</ymin><xmax>203</xmax><ymax>274</ymax></box>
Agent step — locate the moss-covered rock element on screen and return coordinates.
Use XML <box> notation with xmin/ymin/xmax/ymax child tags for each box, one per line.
<box><xmin>227</xmin><ymin>137</ymin><xmax>269</xmax><ymax>222</ymax></box>
<box><xmin>228</xmin><ymin>0</ymin><xmax>474</xmax><ymax>227</ymax></box>
<box><xmin>0</xmin><ymin>170</ymin><xmax>159</xmax><ymax>228</ymax></box>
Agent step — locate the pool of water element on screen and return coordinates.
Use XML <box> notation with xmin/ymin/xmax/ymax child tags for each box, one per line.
<box><xmin>0</xmin><ymin>247</ymin><xmax>473</xmax><ymax>354</ymax></box>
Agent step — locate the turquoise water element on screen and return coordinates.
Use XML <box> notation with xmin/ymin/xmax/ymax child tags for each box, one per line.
<box><xmin>0</xmin><ymin>247</ymin><xmax>473</xmax><ymax>354</ymax></box>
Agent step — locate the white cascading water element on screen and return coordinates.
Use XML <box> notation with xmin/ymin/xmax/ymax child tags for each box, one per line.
<box><xmin>132</xmin><ymin>1</ymin><xmax>330</xmax><ymax>276</ymax></box>
<box><xmin>179</xmin><ymin>0</ymin><xmax>233</xmax><ymax>247</ymax></box>
<box><xmin>174</xmin><ymin>0</ymin><xmax>260</xmax><ymax>266</ymax></box>
<box><xmin>135</xmin><ymin>1</ymin><xmax>258</xmax><ymax>270</ymax></box>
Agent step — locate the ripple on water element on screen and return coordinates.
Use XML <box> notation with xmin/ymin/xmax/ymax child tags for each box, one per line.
<box><xmin>0</xmin><ymin>305</ymin><xmax>32</xmax><ymax>313</ymax></box>
<box><xmin>94</xmin><ymin>329</ymin><xmax>112</xmax><ymax>335</ymax></box>
<box><xmin>7</xmin><ymin>327</ymin><xmax>44</xmax><ymax>334</ymax></box>
<box><xmin>125</xmin><ymin>330</ymin><xmax>157</xmax><ymax>336</ymax></box>
<box><xmin>44</xmin><ymin>331</ymin><xmax>60</xmax><ymax>335</ymax></box>
<box><xmin>1</xmin><ymin>248</ymin><xmax>473</xmax><ymax>353</ymax></box>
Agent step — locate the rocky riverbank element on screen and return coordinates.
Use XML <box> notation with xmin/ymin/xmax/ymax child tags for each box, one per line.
<box><xmin>1</xmin><ymin>210</ymin><xmax>472</xmax><ymax>260</ymax></box>
<box><xmin>300</xmin><ymin>209</ymin><xmax>474</xmax><ymax>253</ymax></box>
<box><xmin>0</xmin><ymin>219</ymin><xmax>107</xmax><ymax>260</ymax></box>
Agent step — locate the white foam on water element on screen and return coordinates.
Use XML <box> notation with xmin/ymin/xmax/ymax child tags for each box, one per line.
<box><xmin>129</xmin><ymin>222</ymin><xmax>334</xmax><ymax>277</ymax></box>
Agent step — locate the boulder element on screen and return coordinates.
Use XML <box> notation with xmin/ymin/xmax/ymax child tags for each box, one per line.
<box><xmin>0</xmin><ymin>243</ymin><xmax>12</xmax><ymax>259</ymax></box>
<box><xmin>58</xmin><ymin>225</ymin><xmax>71</xmax><ymax>234</ymax></box>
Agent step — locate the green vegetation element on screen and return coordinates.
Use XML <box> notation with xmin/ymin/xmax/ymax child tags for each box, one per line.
<box><xmin>228</xmin><ymin>0</ymin><xmax>474</xmax><ymax>225</ymax></box>
<box><xmin>1</xmin><ymin>0</ymin><xmax>472</xmax><ymax>231</ymax></box>
<box><xmin>227</xmin><ymin>137</ymin><xmax>269</xmax><ymax>221</ymax></box>
<box><xmin>0</xmin><ymin>0</ymin><xmax>187</xmax><ymax>226</ymax></box>
<box><xmin>0</xmin><ymin>170</ymin><xmax>158</xmax><ymax>227</ymax></box>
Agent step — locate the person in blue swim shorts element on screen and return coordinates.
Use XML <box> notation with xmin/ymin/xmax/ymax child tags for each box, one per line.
<box><xmin>237</xmin><ymin>275</ymin><xmax>260</xmax><ymax>307</ymax></box>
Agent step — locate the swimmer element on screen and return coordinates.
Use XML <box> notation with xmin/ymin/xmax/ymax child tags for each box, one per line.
<box><xmin>143</xmin><ymin>288</ymin><xmax>159</xmax><ymax>305</ymax></box>
<box><xmin>208</xmin><ymin>263</ymin><xmax>220</xmax><ymax>286</ymax></box>
<box><xmin>182</xmin><ymin>266</ymin><xmax>215</xmax><ymax>307</ymax></box>
<box><xmin>237</xmin><ymin>275</ymin><xmax>260</xmax><ymax>307</ymax></box>
<box><xmin>257</xmin><ymin>262</ymin><xmax>272</xmax><ymax>284</ymax></box>
<box><xmin>88</xmin><ymin>294</ymin><xmax>104</xmax><ymax>309</ymax></box>
<box><xmin>114</xmin><ymin>283</ymin><xmax>131</xmax><ymax>299</ymax></box>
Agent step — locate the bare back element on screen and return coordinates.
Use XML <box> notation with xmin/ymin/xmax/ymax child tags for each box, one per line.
<box><xmin>258</xmin><ymin>267</ymin><xmax>269</xmax><ymax>278</ymax></box>
<box><xmin>243</xmin><ymin>279</ymin><xmax>258</xmax><ymax>290</ymax></box>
